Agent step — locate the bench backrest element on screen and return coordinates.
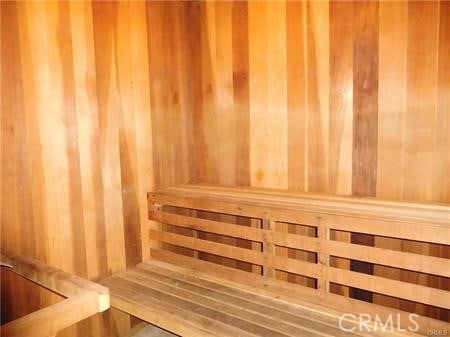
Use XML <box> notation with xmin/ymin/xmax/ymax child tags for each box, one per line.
<box><xmin>148</xmin><ymin>184</ymin><xmax>450</xmax><ymax>334</ymax></box>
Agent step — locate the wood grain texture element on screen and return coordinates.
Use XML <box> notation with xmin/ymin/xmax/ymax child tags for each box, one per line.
<box><xmin>1</xmin><ymin>1</ymin><xmax>155</xmax><ymax>336</ymax></box>
<box><xmin>2</xmin><ymin>0</ymin><xmax>449</xmax><ymax>333</ymax></box>
<box><xmin>185</xmin><ymin>0</ymin><xmax>449</xmax><ymax>202</ymax></box>
<box><xmin>350</xmin><ymin>0</ymin><xmax>379</xmax><ymax>302</ymax></box>
<box><xmin>329</xmin><ymin>0</ymin><xmax>353</xmax><ymax>296</ymax></box>
<box><xmin>175</xmin><ymin>0</ymin><xmax>449</xmax><ymax>320</ymax></box>
<box><xmin>401</xmin><ymin>0</ymin><xmax>441</xmax><ymax>318</ymax></box>
<box><xmin>286</xmin><ymin>1</ymin><xmax>307</xmax><ymax>192</ymax></box>
<box><xmin>2</xmin><ymin>252</ymin><xmax>109</xmax><ymax>337</ymax></box>
<box><xmin>105</xmin><ymin>259</ymin><xmax>430</xmax><ymax>337</ymax></box>
<box><xmin>148</xmin><ymin>185</ymin><xmax>450</xmax><ymax>332</ymax></box>
<box><xmin>352</xmin><ymin>0</ymin><xmax>379</xmax><ymax>198</ymax></box>
<box><xmin>249</xmin><ymin>1</ymin><xmax>288</xmax><ymax>189</ymax></box>
<box><xmin>374</xmin><ymin>0</ymin><xmax>408</xmax><ymax>311</ymax></box>
<box><xmin>306</xmin><ymin>0</ymin><xmax>330</xmax><ymax>193</ymax></box>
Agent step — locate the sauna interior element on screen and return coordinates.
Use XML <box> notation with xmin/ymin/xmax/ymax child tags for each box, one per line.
<box><xmin>1</xmin><ymin>1</ymin><xmax>449</xmax><ymax>337</ymax></box>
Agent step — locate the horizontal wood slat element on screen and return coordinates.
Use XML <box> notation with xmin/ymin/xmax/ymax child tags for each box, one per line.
<box><xmin>150</xmin><ymin>249</ymin><xmax>450</xmax><ymax>336</ymax></box>
<box><xmin>119</xmin><ymin>274</ymin><xmax>318</xmax><ymax>337</ymax></box>
<box><xmin>1</xmin><ymin>252</ymin><xmax>110</xmax><ymax>337</ymax></box>
<box><xmin>1</xmin><ymin>293</ymin><xmax>101</xmax><ymax>337</ymax></box>
<box><xmin>151</xmin><ymin>210</ymin><xmax>264</xmax><ymax>242</ymax></box>
<box><xmin>1</xmin><ymin>252</ymin><xmax>110</xmax><ymax>304</ymax></box>
<box><xmin>149</xmin><ymin>191</ymin><xmax>450</xmax><ymax>244</ymax></box>
<box><xmin>147</xmin><ymin>184</ymin><xmax>449</xmax><ymax>333</ymax></box>
<box><xmin>150</xmin><ymin>184</ymin><xmax>450</xmax><ymax>224</ymax></box>
<box><xmin>272</xmin><ymin>257</ymin><xmax>321</xmax><ymax>280</ymax></box>
<box><xmin>327</xmin><ymin>268</ymin><xmax>450</xmax><ymax>309</ymax></box>
<box><xmin>130</xmin><ymin>266</ymin><xmax>350</xmax><ymax>337</ymax></box>
<box><xmin>324</xmin><ymin>240</ymin><xmax>450</xmax><ymax>278</ymax></box>
<box><xmin>175</xmin><ymin>185</ymin><xmax>448</xmax><ymax>217</ymax></box>
<box><xmin>104</xmin><ymin>278</ymin><xmax>238</xmax><ymax>337</ymax></box>
<box><xmin>149</xmin><ymin>229</ymin><xmax>264</xmax><ymax>266</ymax></box>
<box><xmin>150</xmin><ymin>211</ymin><xmax>450</xmax><ymax>277</ymax></box>
<box><xmin>105</xmin><ymin>259</ymin><xmax>419</xmax><ymax>337</ymax></box>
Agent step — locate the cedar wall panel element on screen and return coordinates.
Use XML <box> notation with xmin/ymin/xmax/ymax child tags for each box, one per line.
<box><xmin>1</xmin><ymin>1</ymin><xmax>157</xmax><ymax>336</ymax></box>
<box><xmin>186</xmin><ymin>0</ymin><xmax>449</xmax><ymax>205</ymax></box>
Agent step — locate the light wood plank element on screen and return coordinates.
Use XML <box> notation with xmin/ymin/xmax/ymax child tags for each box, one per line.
<box><xmin>149</xmin><ymin>229</ymin><xmax>264</xmax><ymax>266</ymax></box>
<box><xmin>327</xmin><ymin>267</ymin><xmax>449</xmax><ymax>310</ymax></box>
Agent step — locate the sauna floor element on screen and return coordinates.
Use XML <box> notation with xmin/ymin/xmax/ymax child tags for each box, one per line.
<box><xmin>103</xmin><ymin>260</ymin><xmax>415</xmax><ymax>337</ymax></box>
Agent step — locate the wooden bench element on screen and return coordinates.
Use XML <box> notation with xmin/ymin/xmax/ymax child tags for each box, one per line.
<box><xmin>103</xmin><ymin>184</ymin><xmax>450</xmax><ymax>337</ymax></box>
<box><xmin>1</xmin><ymin>252</ymin><xmax>109</xmax><ymax>337</ymax></box>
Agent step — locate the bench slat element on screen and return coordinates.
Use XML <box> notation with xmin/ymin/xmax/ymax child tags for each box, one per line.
<box><xmin>151</xmin><ymin>210</ymin><xmax>264</xmax><ymax>242</ymax></box>
<box><xmin>142</xmin><ymin>184</ymin><xmax>450</xmax><ymax>336</ymax></box>
<box><xmin>149</xmin><ymin>192</ymin><xmax>450</xmax><ymax>244</ymax></box>
<box><xmin>150</xmin><ymin>249</ymin><xmax>449</xmax><ymax>336</ymax></box>
<box><xmin>152</xmin><ymin>210</ymin><xmax>450</xmax><ymax>277</ymax></box>
<box><xmin>327</xmin><ymin>268</ymin><xmax>450</xmax><ymax>309</ymax></box>
<box><xmin>149</xmin><ymin>229</ymin><xmax>265</xmax><ymax>265</ymax></box>
<box><xmin>105</xmin><ymin>259</ymin><xmax>418</xmax><ymax>337</ymax></box>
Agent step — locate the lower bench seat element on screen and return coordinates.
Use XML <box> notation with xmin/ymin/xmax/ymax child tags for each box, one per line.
<box><xmin>103</xmin><ymin>184</ymin><xmax>448</xmax><ymax>336</ymax></box>
<box><xmin>103</xmin><ymin>259</ymin><xmax>418</xmax><ymax>337</ymax></box>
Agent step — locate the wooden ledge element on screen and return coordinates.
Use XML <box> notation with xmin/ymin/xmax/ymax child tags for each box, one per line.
<box><xmin>1</xmin><ymin>251</ymin><xmax>110</xmax><ymax>337</ymax></box>
<box><xmin>148</xmin><ymin>184</ymin><xmax>450</xmax><ymax>226</ymax></box>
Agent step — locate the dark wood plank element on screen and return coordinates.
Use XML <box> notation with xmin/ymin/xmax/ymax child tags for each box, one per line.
<box><xmin>350</xmin><ymin>0</ymin><xmax>379</xmax><ymax>303</ymax></box>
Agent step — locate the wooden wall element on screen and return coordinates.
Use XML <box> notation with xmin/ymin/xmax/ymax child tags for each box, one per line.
<box><xmin>1</xmin><ymin>0</ymin><xmax>449</xmax><ymax>335</ymax></box>
<box><xmin>1</xmin><ymin>1</ymin><xmax>154</xmax><ymax>335</ymax></box>
<box><xmin>185</xmin><ymin>0</ymin><xmax>449</xmax><ymax>203</ymax></box>
<box><xmin>167</xmin><ymin>0</ymin><xmax>450</xmax><ymax>319</ymax></box>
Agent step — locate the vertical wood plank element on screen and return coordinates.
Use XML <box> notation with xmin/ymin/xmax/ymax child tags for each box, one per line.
<box><xmin>261</xmin><ymin>219</ymin><xmax>275</xmax><ymax>278</ymax></box>
<box><xmin>377</xmin><ymin>1</ymin><xmax>407</xmax><ymax>201</ymax></box>
<box><xmin>147</xmin><ymin>1</ymin><xmax>170</xmax><ymax>190</ymax></box>
<box><xmin>92</xmin><ymin>1</ymin><xmax>127</xmax><ymax>275</ymax></box>
<box><xmin>69</xmin><ymin>0</ymin><xmax>107</xmax><ymax>281</ymax></box>
<box><xmin>433</xmin><ymin>1</ymin><xmax>450</xmax><ymax>204</ymax></box>
<box><xmin>147</xmin><ymin>2</ymin><xmax>190</xmax><ymax>189</ymax></box>
<box><xmin>317</xmin><ymin>221</ymin><xmax>330</xmax><ymax>294</ymax></box>
<box><xmin>115</xmin><ymin>1</ymin><xmax>144</xmax><ymax>268</ymax></box>
<box><xmin>374</xmin><ymin>0</ymin><xmax>408</xmax><ymax>310</ymax></box>
<box><xmin>249</xmin><ymin>1</ymin><xmax>288</xmax><ymax>189</ymax></box>
<box><xmin>215</xmin><ymin>1</ymin><xmax>240</xmax><ymax>269</ymax></box>
<box><xmin>306</xmin><ymin>0</ymin><xmax>329</xmax><ymax>193</ymax></box>
<box><xmin>1</xmin><ymin>1</ymin><xmax>24</xmax><ymax>257</ymax></box>
<box><xmin>215</xmin><ymin>1</ymin><xmax>235</xmax><ymax>186</ymax></box>
<box><xmin>329</xmin><ymin>1</ymin><xmax>353</xmax><ymax>196</ymax></box>
<box><xmin>352</xmin><ymin>0</ymin><xmax>378</xmax><ymax>198</ymax></box>
<box><xmin>184</xmin><ymin>2</ymin><xmax>202</xmax><ymax>186</ymax></box>
<box><xmin>25</xmin><ymin>1</ymin><xmax>78</xmax><ymax>273</ymax></box>
<box><xmin>402</xmin><ymin>0</ymin><xmax>440</xmax><ymax>317</ymax></box>
<box><xmin>231</xmin><ymin>0</ymin><xmax>254</xmax><ymax>273</ymax></box>
<box><xmin>16</xmin><ymin>1</ymin><xmax>57</xmax><ymax>323</ymax></box>
<box><xmin>232</xmin><ymin>1</ymin><xmax>250</xmax><ymax>187</ymax></box>
<box><xmin>351</xmin><ymin>0</ymin><xmax>379</xmax><ymax>302</ymax></box>
<box><xmin>196</xmin><ymin>1</ymin><xmax>219</xmax><ymax>184</ymax></box>
<box><xmin>55</xmin><ymin>0</ymin><xmax>89</xmax><ymax>278</ymax></box>
<box><xmin>403</xmin><ymin>1</ymin><xmax>439</xmax><ymax>203</ymax></box>
<box><xmin>329</xmin><ymin>0</ymin><xmax>353</xmax><ymax>296</ymax></box>
<box><xmin>129</xmin><ymin>1</ymin><xmax>154</xmax><ymax>262</ymax></box>
<box><xmin>286</xmin><ymin>1</ymin><xmax>307</xmax><ymax>192</ymax></box>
